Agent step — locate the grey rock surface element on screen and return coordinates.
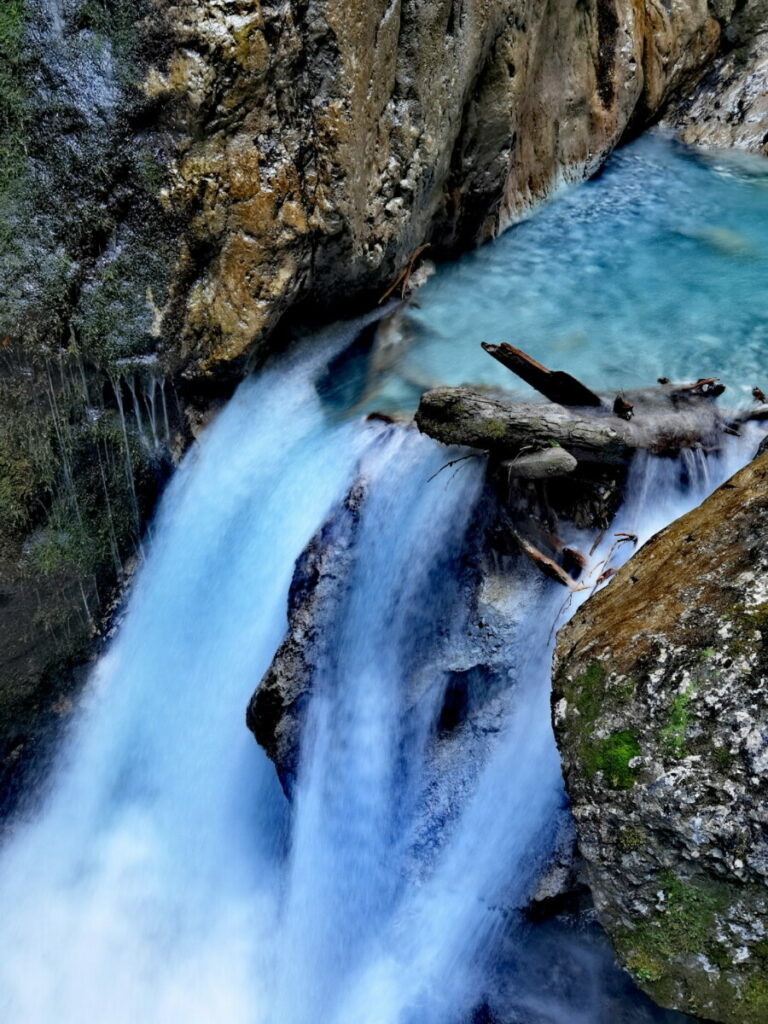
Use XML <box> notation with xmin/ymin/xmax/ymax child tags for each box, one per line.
<box><xmin>553</xmin><ymin>451</ymin><xmax>768</xmax><ymax>1023</ymax></box>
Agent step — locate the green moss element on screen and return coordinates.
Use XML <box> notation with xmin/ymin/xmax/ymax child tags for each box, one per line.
<box><xmin>73</xmin><ymin>0</ymin><xmax>147</xmax><ymax>65</ymax></box>
<box><xmin>698</xmin><ymin>646</ymin><xmax>716</xmax><ymax>662</ymax></box>
<box><xmin>565</xmin><ymin>660</ymin><xmax>606</xmax><ymax>724</ymax></box>
<box><xmin>614</xmin><ymin>675</ymin><xmax>636</xmax><ymax>703</ymax></box>
<box><xmin>620</xmin><ymin>875</ymin><xmax>768</xmax><ymax>1022</ymax></box>
<box><xmin>582</xmin><ymin>729</ymin><xmax>640</xmax><ymax>789</ymax></box>
<box><xmin>660</xmin><ymin>685</ymin><xmax>695</xmax><ymax>759</ymax></box>
<box><xmin>741</xmin><ymin>974</ymin><xmax>768</xmax><ymax>1021</ymax></box>
<box><xmin>559</xmin><ymin>662</ymin><xmax>640</xmax><ymax>788</ymax></box>
<box><xmin>0</xmin><ymin>343</ymin><xmax>162</xmax><ymax>588</ymax></box>
<box><xmin>484</xmin><ymin>418</ymin><xmax>508</xmax><ymax>441</ymax></box>
<box><xmin>727</xmin><ymin>602</ymin><xmax>768</xmax><ymax>661</ymax></box>
<box><xmin>712</xmin><ymin>745</ymin><xmax>734</xmax><ymax>772</ymax></box>
<box><xmin>626</xmin><ymin>951</ymin><xmax>665</xmax><ymax>984</ymax></box>
<box><xmin>618</xmin><ymin>873</ymin><xmax>733</xmax><ymax>978</ymax></box>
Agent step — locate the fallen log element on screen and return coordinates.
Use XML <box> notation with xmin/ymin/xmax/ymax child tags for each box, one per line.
<box><xmin>415</xmin><ymin>387</ymin><xmax>727</xmax><ymax>462</ymax></box>
<box><xmin>481</xmin><ymin>343</ymin><xmax>602</xmax><ymax>407</ymax></box>
<box><xmin>482</xmin><ymin>342</ymin><xmax>728</xmax><ymax>415</ymax></box>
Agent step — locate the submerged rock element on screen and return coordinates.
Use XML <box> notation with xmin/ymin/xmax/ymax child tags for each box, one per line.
<box><xmin>553</xmin><ymin>451</ymin><xmax>768</xmax><ymax>1023</ymax></box>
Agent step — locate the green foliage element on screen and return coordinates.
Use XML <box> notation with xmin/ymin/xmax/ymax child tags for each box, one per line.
<box><xmin>484</xmin><ymin>418</ymin><xmax>508</xmax><ymax>441</ymax></box>
<box><xmin>583</xmin><ymin>729</ymin><xmax>640</xmax><ymax>789</ymax></box>
<box><xmin>660</xmin><ymin>685</ymin><xmax>695</xmax><ymax>758</ymax></box>
<box><xmin>0</xmin><ymin>0</ymin><xmax>29</xmax><ymax>191</ymax></box>
<box><xmin>76</xmin><ymin>251</ymin><xmax>155</xmax><ymax>364</ymax></box>
<box><xmin>73</xmin><ymin>0</ymin><xmax>147</xmax><ymax>64</ymax></box>
<box><xmin>0</xmin><ymin>344</ymin><xmax>160</xmax><ymax>586</ymax></box>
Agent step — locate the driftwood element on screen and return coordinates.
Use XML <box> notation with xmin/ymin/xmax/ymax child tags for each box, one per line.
<box><xmin>415</xmin><ymin>343</ymin><xmax>767</xmax><ymax>589</ymax></box>
<box><xmin>414</xmin><ymin>387</ymin><xmax>729</xmax><ymax>463</ymax></box>
<box><xmin>481</xmin><ymin>343</ymin><xmax>602</xmax><ymax>406</ymax></box>
<box><xmin>514</xmin><ymin>533</ymin><xmax>576</xmax><ymax>588</ymax></box>
<box><xmin>378</xmin><ymin>244</ymin><xmax>431</xmax><ymax>304</ymax></box>
<box><xmin>415</xmin><ymin>343</ymin><xmax>754</xmax><ymax>462</ymax></box>
<box><xmin>482</xmin><ymin>342</ymin><xmax>728</xmax><ymax>413</ymax></box>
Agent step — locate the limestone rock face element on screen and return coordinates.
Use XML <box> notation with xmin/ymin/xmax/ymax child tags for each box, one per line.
<box><xmin>664</xmin><ymin>2</ymin><xmax>768</xmax><ymax>153</ymax></box>
<box><xmin>553</xmin><ymin>451</ymin><xmax>768</xmax><ymax>1023</ymax></box>
<box><xmin>152</xmin><ymin>0</ymin><xmax>726</xmax><ymax>377</ymax></box>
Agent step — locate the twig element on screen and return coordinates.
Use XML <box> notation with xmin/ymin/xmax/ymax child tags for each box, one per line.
<box><xmin>426</xmin><ymin>452</ymin><xmax>482</xmax><ymax>483</ymax></box>
<box><xmin>379</xmin><ymin>244</ymin><xmax>431</xmax><ymax>304</ymax></box>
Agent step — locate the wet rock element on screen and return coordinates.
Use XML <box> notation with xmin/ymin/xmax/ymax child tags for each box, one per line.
<box><xmin>501</xmin><ymin>447</ymin><xmax>579</xmax><ymax>479</ymax></box>
<box><xmin>664</xmin><ymin>5</ymin><xmax>768</xmax><ymax>155</ymax></box>
<box><xmin>246</xmin><ymin>479</ymin><xmax>367</xmax><ymax>796</ymax></box>
<box><xmin>552</xmin><ymin>452</ymin><xmax>768</xmax><ymax>1023</ymax></box>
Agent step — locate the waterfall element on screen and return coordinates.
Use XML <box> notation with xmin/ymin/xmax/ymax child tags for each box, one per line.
<box><xmin>2</xmin><ymin>128</ymin><xmax>767</xmax><ymax>1021</ymax></box>
<box><xmin>0</xmin><ymin>338</ymin><xmax>369</xmax><ymax>1023</ymax></box>
<box><xmin>0</xmin><ymin>314</ymin><xmax>757</xmax><ymax>1022</ymax></box>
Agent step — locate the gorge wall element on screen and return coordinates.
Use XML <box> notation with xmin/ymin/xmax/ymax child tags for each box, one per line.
<box><xmin>1</xmin><ymin>0</ymin><xmax>767</xmax><ymax>812</ymax></box>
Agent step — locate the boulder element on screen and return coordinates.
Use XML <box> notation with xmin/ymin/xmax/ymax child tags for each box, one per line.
<box><xmin>502</xmin><ymin>447</ymin><xmax>579</xmax><ymax>479</ymax></box>
<box><xmin>553</xmin><ymin>451</ymin><xmax>768</xmax><ymax>1023</ymax></box>
<box><xmin>246</xmin><ymin>480</ymin><xmax>367</xmax><ymax>795</ymax></box>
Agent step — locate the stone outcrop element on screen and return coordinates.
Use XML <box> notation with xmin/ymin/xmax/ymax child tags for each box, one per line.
<box><xmin>153</xmin><ymin>0</ymin><xmax>734</xmax><ymax>378</ymax></box>
<box><xmin>246</xmin><ymin>479</ymin><xmax>367</xmax><ymax>794</ymax></box>
<box><xmin>664</xmin><ymin>2</ymin><xmax>768</xmax><ymax>153</ymax></box>
<box><xmin>0</xmin><ymin>0</ymin><xmax>765</xmax><ymax>816</ymax></box>
<box><xmin>553</xmin><ymin>450</ymin><xmax>768</xmax><ymax>1023</ymax></box>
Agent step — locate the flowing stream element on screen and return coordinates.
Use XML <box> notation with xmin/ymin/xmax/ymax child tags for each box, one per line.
<box><xmin>0</xmin><ymin>136</ymin><xmax>766</xmax><ymax>1023</ymax></box>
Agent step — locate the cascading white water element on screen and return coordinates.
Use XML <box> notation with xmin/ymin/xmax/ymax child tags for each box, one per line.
<box><xmin>0</xmin><ymin>335</ymin><xmax>371</xmax><ymax>1024</ymax></box>
<box><xmin>2</xmin><ymin>133</ymin><xmax>766</xmax><ymax>1023</ymax></box>
<box><xmin>0</xmin><ymin>310</ymin><xmax>757</xmax><ymax>1022</ymax></box>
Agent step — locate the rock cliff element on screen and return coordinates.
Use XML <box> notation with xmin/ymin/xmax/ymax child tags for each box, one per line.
<box><xmin>553</xmin><ymin>451</ymin><xmax>768</xmax><ymax>1023</ymax></box>
<box><xmin>154</xmin><ymin>0</ymin><xmax>733</xmax><ymax>378</ymax></box>
<box><xmin>664</xmin><ymin>1</ymin><xmax>768</xmax><ymax>153</ymax></box>
<box><xmin>0</xmin><ymin>0</ymin><xmax>766</xmax><ymax>813</ymax></box>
